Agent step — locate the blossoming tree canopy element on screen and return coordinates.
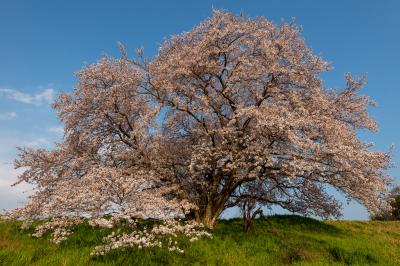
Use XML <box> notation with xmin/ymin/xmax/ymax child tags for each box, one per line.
<box><xmin>10</xmin><ymin>10</ymin><xmax>392</xmax><ymax>229</ymax></box>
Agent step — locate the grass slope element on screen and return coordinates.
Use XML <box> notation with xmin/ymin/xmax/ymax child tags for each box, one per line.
<box><xmin>0</xmin><ymin>215</ymin><xmax>399</xmax><ymax>266</ymax></box>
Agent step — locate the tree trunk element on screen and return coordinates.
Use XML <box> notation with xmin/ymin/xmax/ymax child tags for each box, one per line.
<box><xmin>191</xmin><ymin>201</ymin><xmax>224</xmax><ymax>228</ymax></box>
<box><xmin>243</xmin><ymin>213</ymin><xmax>252</xmax><ymax>232</ymax></box>
<box><xmin>186</xmin><ymin>183</ymin><xmax>233</xmax><ymax>228</ymax></box>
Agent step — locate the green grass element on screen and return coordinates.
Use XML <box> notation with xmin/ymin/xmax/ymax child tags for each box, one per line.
<box><xmin>1</xmin><ymin>215</ymin><xmax>399</xmax><ymax>265</ymax></box>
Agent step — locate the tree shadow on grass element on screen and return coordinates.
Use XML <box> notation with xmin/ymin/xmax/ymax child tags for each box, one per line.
<box><xmin>218</xmin><ymin>214</ymin><xmax>341</xmax><ymax>236</ymax></box>
<box><xmin>268</xmin><ymin>215</ymin><xmax>342</xmax><ymax>235</ymax></box>
<box><xmin>216</xmin><ymin>215</ymin><xmax>345</xmax><ymax>265</ymax></box>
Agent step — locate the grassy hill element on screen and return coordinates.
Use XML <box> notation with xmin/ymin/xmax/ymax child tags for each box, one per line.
<box><xmin>0</xmin><ymin>215</ymin><xmax>399</xmax><ymax>266</ymax></box>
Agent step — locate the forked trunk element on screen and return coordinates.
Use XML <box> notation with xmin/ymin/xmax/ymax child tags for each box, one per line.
<box><xmin>199</xmin><ymin>213</ymin><xmax>218</xmax><ymax>228</ymax></box>
<box><xmin>191</xmin><ymin>201</ymin><xmax>224</xmax><ymax>228</ymax></box>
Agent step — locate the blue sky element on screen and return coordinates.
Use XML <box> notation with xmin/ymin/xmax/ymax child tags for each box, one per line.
<box><xmin>0</xmin><ymin>0</ymin><xmax>399</xmax><ymax>219</ymax></box>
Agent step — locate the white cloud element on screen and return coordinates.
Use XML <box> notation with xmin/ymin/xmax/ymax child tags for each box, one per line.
<box><xmin>0</xmin><ymin>112</ymin><xmax>17</xmax><ymax>120</ymax></box>
<box><xmin>47</xmin><ymin>126</ymin><xmax>64</xmax><ymax>134</ymax></box>
<box><xmin>0</xmin><ymin>136</ymin><xmax>55</xmax><ymax>162</ymax></box>
<box><xmin>23</xmin><ymin>138</ymin><xmax>52</xmax><ymax>148</ymax></box>
<box><xmin>0</xmin><ymin>87</ymin><xmax>54</xmax><ymax>105</ymax></box>
<box><xmin>0</xmin><ymin>162</ymin><xmax>20</xmax><ymax>187</ymax></box>
<box><xmin>0</xmin><ymin>162</ymin><xmax>33</xmax><ymax>212</ymax></box>
<box><xmin>0</xmin><ymin>136</ymin><xmax>53</xmax><ymax>211</ymax></box>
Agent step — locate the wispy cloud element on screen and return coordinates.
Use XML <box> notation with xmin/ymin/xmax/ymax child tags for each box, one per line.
<box><xmin>47</xmin><ymin>126</ymin><xmax>64</xmax><ymax>134</ymax></box>
<box><xmin>23</xmin><ymin>138</ymin><xmax>52</xmax><ymax>148</ymax></box>
<box><xmin>0</xmin><ymin>112</ymin><xmax>17</xmax><ymax>120</ymax></box>
<box><xmin>0</xmin><ymin>87</ymin><xmax>54</xmax><ymax>105</ymax></box>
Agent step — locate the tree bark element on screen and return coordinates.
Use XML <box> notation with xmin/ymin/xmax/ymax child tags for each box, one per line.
<box><xmin>190</xmin><ymin>201</ymin><xmax>225</xmax><ymax>228</ymax></box>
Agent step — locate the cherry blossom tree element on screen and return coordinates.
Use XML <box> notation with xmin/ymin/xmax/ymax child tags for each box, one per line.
<box><xmin>145</xmin><ymin>10</ymin><xmax>392</xmax><ymax>227</ymax></box>
<box><xmin>6</xmin><ymin>10</ymin><xmax>392</xmax><ymax>232</ymax></box>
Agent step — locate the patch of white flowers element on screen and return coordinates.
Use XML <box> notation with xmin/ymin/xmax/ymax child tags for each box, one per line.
<box><xmin>91</xmin><ymin>219</ymin><xmax>212</xmax><ymax>256</ymax></box>
<box><xmin>31</xmin><ymin>217</ymin><xmax>84</xmax><ymax>244</ymax></box>
<box><xmin>21</xmin><ymin>215</ymin><xmax>211</xmax><ymax>256</ymax></box>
